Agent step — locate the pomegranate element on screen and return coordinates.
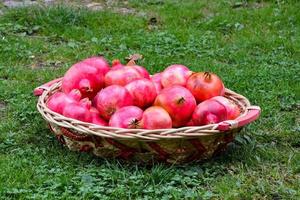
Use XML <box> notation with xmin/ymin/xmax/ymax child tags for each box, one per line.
<box><xmin>62</xmin><ymin>62</ymin><xmax>106</xmax><ymax>99</ymax></box>
<box><xmin>186</xmin><ymin>120</ymin><xmax>195</xmax><ymax>126</ymax></box>
<box><xmin>92</xmin><ymin>92</ymin><xmax>100</xmax><ymax>107</ymax></box>
<box><xmin>161</xmin><ymin>64</ymin><xmax>192</xmax><ymax>88</ymax></box>
<box><xmin>82</xmin><ymin>56</ymin><xmax>110</xmax><ymax>75</ymax></box>
<box><xmin>129</xmin><ymin>65</ymin><xmax>150</xmax><ymax>79</ymax></box>
<box><xmin>95</xmin><ymin>85</ymin><xmax>133</xmax><ymax>120</ymax></box>
<box><xmin>111</xmin><ymin>59</ymin><xmax>124</xmax><ymax>70</ymax></box>
<box><xmin>212</xmin><ymin>96</ymin><xmax>240</xmax><ymax>120</ymax></box>
<box><xmin>111</xmin><ymin>59</ymin><xmax>150</xmax><ymax>78</ymax></box>
<box><xmin>192</xmin><ymin>99</ymin><xmax>227</xmax><ymax>125</ymax></box>
<box><xmin>141</xmin><ymin>106</ymin><xmax>172</xmax><ymax>129</ymax></box>
<box><xmin>79</xmin><ymin>97</ymin><xmax>92</xmax><ymax>109</ymax></box>
<box><xmin>154</xmin><ymin>86</ymin><xmax>196</xmax><ymax>127</ymax></box>
<box><xmin>151</xmin><ymin>72</ymin><xmax>163</xmax><ymax>94</ymax></box>
<box><xmin>46</xmin><ymin>89</ymin><xmax>81</xmax><ymax>114</ymax></box>
<box><xmin>90</xmin><ymin>107</ymin><xmax>108</xmax><ymax>126</ymax></box>
<box><xmin>62</xmin><ymin>98</ymin><xmax>92</xmax><ymax>122</ymax></box>
<box><xmin>125</xmin><ymin>79</ymin><xmax>157</xmax><ymax>108</ymax></box>
<box><xmin>104</xmin><ymin>66</ymin><xmax>143</xmax><ymax>86</ymax></box>
<box><xmin>109</xmin><ymin>106</ymin><xmax>143</xmax><ymax>128</ymax></box>
<box><xmin>186</xmin><ymin>72</ymin><xmax>225</xmax><ymax>102</ymax></box>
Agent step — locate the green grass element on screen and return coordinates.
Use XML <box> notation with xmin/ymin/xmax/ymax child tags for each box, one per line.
<box><xmin>0</xmin><ymin>0</ymin><xmax>299</xmax><ymax>199</ymax></box>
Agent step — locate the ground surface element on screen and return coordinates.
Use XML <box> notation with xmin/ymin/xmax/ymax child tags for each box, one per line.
<box><xmin>0</xmin><ymin>0</ymin><xmax>299</xmax><ymax>199</ymax></box>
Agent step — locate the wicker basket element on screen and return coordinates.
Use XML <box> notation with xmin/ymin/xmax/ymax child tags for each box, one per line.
<box><xmin>34</xmin><ymin>75</ymin><xmax>260</xmax><ymax>164</ymax></box>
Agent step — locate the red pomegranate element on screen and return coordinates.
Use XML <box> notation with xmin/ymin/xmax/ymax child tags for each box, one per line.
<box><xmin>90</xmin><ymin>107</ymin><xmax>108</xmax><ymax>126</ymax></box>
<box><xmin>129</xmin><ymin>65</ymin><xmax>150</xmax><ymax>79</ymax></box>
<box><xmin>82</xmin><ymin>56</ymin><xmax>110</xmax><ymax>75</ymax></box>
<box><xmin>161</xmin><ymin>64</ymin><xmax>192</xmax><ymax>88</ymax></box>
<box><xmin>62</xmin><ymin>98</ymin><xmax>92</xmax><ymax>122</ymax></box>
<box><xmin>186</xmin><ymin>120</ymin><xmax>195</xmax><ymax>126</ymax></box>
<box><xmin>111</xmin><ymin>59</ymin><xmax>124</xmax><ymax>70</ymax></box>
<box><xmin>151</xmin><ymin>72</ymin><xmax>163</xmax><ymax>94</ymax></box>
<box><xmin>95</xmin><ymin>85</ymin><xmax>133</xmax><ymax>120</ymax></box>
<box><xmin>62</xmin><ymin>61</ymin><xmax>107</xmax><ymax>99</ymax></box>
<box><xmin>92</xmin><ymin>92</ymin><xmax>100</xmax><ymax>107</ymax></box>
<box><xmin>154</xmin><ymin>86</ymin><xmax>196</xmax><ymax>127</ymax></box>
<box><xmin>47</xmin><ymin>89</ymin><xmax>81</xmax><ymax>114</ymax></box>
<box><xmin>186</xmin><ymin>72</ymin><xmax>225</xmax><ymax>102</ymax></box>
<box><xmin>104</xmin><ymin>66</ymin><xmax>143</xmax><ymax>86</ymax></box>
<box><xmin>111</xmin><ymin>59</ymin><xmax>150</xmax><ymax>78</ymax></box>
<box><xmin>125</xmin><ymin>79</ymin><xmax>157</xmax><ymax>108</ymax></box>
<box><xmin>141</xmin><ymin>106</ymin><xmax>172</xmax><ymax>129</ymax></box>
<box><xmin>109</xmin><ymin>106</ymin><xmax>143</xmax><ymax>128</ymax></box>
<box><xmin>192</xmin><ymin>99</ymin><xmax>227</xmax><ymax>125</ymax></box>
<box><xmin>212</xmin><ymin>96</ymin><xmax>240</xmax><ymax>120</ymax></box>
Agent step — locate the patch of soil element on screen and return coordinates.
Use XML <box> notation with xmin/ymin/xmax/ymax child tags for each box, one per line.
<box><xmin>2</xmin><ymin>0</ymin><xmax>37</xmax><ymax>8</ymax></box>
<box><xmin>232</xmin><ymin>1</ymin><xmax>269</xmax><ymax>9</ymax></box>
<box><xmin>86</xmin><ymin>2</ymin><xmax>104</xmax><ymax>11</ymax></box>
<box><xmin>85</xmin><ymin>1</ymin><xmax>137</xmax><ymax>15</ymax></box>
<box><xmin>1</xmin><ymin>0</ymin><xmax>140</xmax><ymax>16</ymax></box>
<box><xmin>114</xmin><ymin>7</ymin><xmax>135</xmax><ymax>15</ymax></box>
<box><xmin>30</xmin><ymin>59</ymin><xmax>63</xmax><ymax>69</ymax></box>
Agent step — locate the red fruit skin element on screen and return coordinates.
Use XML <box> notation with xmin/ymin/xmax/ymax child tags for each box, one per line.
<box><xmin>212</xmin><ymin>96</ymin><xmax>240</xmax><ymax>120</ymax></box>
<box><xmin>95</xmin><ymin>85</ymin><xmax>133</xmax><ymax>120</ymax></box>
<box><xmin>151</xmin><ymin>73</ymin><xmax>163</xmax><ymax>94</ymax></box>
<box><xmin>154</xmin><ymin>86</ymin><xmax>196</xmax><ymax>127</ymax></box>
<box><xmin>92</xmin><ymin>92</ymin><xmax>100</xmax><ymax>107</ymax></box>
<box><xmin>62</xmin><ymin>98</ymin><xmax>92</xmax><ymax>122</ymax></box>
<box><xmin>109</xmin><ymin>106</ymin><xmax>143</xmax><ymax>128</ymax></box>
<box><xmin>104</xmin><ymin>66</ymin><xmax>143</xmax><ymax>86</ymax></box>
<box><xmin>79</xmin><ymin>98</ymin><xmax>92</xmax><ymax>110</ymax></box>
<box><xmin>125</xmin><ymin>79</ymin><xmax>157</xmax><ymax>108</ymax></box>
<box><xmin>67</xmin><ymin>89</ymin><xmax>82</xmax><ymax>101</ymax></box>
<box><xmin>82</xmin><ymin>56</ymin><xmax>110</xmax><ymax>75</ymax></box>
<box><xmin>111</xmin><ymin>59</ymin><xmax>124</xmax><ymax>70</ymax></box>
<box><xmin>46</xmin><ymin>89</ymin><xmax>81</xmax><ymax>114</ymax></box>
<box><xmin>192</xmin><ymin>99</ymin><xmax>227</xmax><ymax>125</ymax></box>
<box><xmin>62</xmin><ymin>62</ymin><xmax>105</xmax><ymax>99</ymax></box>
<box><xmin>161</xmin><ymin>64</ymin><xmax>192</xmax><ymax>88</ymax></box>
<box><xmin>129</xmin><ymin>65</ymin><xmax>150</xmax><ymax>79</ymax></box>
<box><xmin>186</xmin><ymin>120</ymin><xmax>195</xmax><ymax>126</ymax></box>
<box><xmin>90</xmin><ymin>107</ymin><xmax>108</xmax><ymax>126</ymax></box>
<box><xmin>186</xmin><ymin>72</ymin><xmax>225</xmax><ymax>102</ymax></box>
<box><xmin>111</xmin><ymin>59</ymin><xmax>150</xmax><ymax>79</ymax></box>
<box><xmin>141</xmin><ymin>106</ymin><xmax>172</xmax><ymax>129</ymax></box>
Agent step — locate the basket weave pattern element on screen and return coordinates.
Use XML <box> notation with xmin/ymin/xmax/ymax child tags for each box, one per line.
<box><xmin>36</xmin><ymin>79</ymin><xmax>258</xmax><ymax>163</ymax></box>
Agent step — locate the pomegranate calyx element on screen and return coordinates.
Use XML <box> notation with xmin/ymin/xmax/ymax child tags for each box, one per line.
<box><xmin>106</xmin><ymin>107</ymin><xmax>116</xmax><ymax>116</ymax></box>
<box><xmin>177</xmin><ymin>97</ymin><xmax>186</xmax><ymax>104</ymax></box>
<box><xmin>204</xmin><ymin>72</ymin><xmax>211</xmax><ymax>80</ymax></box>
<box><xmin>129</xmin><ymin>118</ymin><xmax>141</xmax><ymax>128</ymax></box>
<box><xmin>79</xmin><ymin>79</ymin><xmax>93</xmax><ymax>93</ymax></box>
<box><xmin>112</xmin><ymin>59</ymin><xmax>121</xmax><ymax>67</ymax></box>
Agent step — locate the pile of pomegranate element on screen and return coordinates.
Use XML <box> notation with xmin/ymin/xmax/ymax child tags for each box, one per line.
<box><xmin>47</xmin><ymin>56</ymin><xmax>240</xmax><ymax>129</ymax></box>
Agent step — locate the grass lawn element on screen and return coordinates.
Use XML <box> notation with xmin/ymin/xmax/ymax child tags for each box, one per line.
<box><xmin>0</xmin><ymin>0</ymin><xmax>299</xmax><ymax>199</ymax></box>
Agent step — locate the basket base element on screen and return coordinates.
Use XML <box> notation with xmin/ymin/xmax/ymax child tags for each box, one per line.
<box><xmin>48</xmin><ymin>123</ymin><xmax>242</xmax><ymax>164</ymax></box>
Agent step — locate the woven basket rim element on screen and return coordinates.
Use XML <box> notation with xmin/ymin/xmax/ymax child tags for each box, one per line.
<box><xmin>37</xmin><ymin>79</ymin><xmax>252</xmax><ymax>141</ymax></box>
